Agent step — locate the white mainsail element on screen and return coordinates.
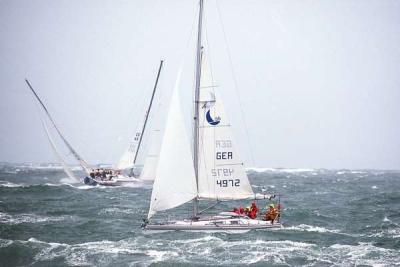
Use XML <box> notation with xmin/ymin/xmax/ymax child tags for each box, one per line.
<box><xmin>197</xmin><ymin>52</ymin><xmax>254</xmax><ymax>200</ymax></box>
<box><xmin>148</xmin><ymin>70</ymin><xmax>197</xmax><ymax>218</ymax></box>
<box><xmin>116</xmin><ymin>127</ymin><xmax>142</xmax><ymax>170</ymax></box>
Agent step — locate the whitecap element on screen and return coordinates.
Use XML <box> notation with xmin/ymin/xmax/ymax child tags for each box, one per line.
<box><xmin>246</xmin><ymin>167</ymin><xmax>316</xmax><ymax>173</ymax></box>
<box><xmin>0</xmin><ymin>212</ymin><xmax>68</xmax><ymax>225</ymax></box>
<box><xmin>284</xmin><ymin>224</ymin><xmax>341</xmax><ymax>234</ymax></box>
<box><xmin>0</xmin><ymin>181</ymin><xmax>26</xmax><ymax>187</ymax></box>
<box><xmin>98</xmin><ymin>207</ymin><xmax>136</xmax><ymax>216</ymax></box>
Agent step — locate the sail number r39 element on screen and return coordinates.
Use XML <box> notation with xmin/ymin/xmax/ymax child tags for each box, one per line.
<box><xmin>217</xmin><ymin>179</ymin><xmax>240</xmax><ymax>187</ymax></box>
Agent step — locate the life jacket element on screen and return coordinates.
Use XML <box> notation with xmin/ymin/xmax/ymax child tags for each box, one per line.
<box><xmin>264</xmin><ymin>207</ymin><xmax>278</xmax><ymax>221</ymax></box>
<box><xmin>239</xmin><ymin>207</ymin><xmax>245</xmax><ymax>214</ymax></box>
<box><xmin>249</xmin><ymin>210</ymin><xmax>257</xmax><ymax>219</ymax></box>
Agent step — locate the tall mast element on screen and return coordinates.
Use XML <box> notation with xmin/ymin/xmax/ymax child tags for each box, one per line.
<box><xmin>193</xmin><ymin>0</ymin><xmax>204</xmax><ymax>217</ymax></box>
<box><xmin>132</xmin><ymin>60</ymin><xmax>164</xmax><ymax>167</ymax></box>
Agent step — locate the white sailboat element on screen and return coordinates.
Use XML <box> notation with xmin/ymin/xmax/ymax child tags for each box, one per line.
<box><xmin>115</xmin><ymin>60</ymin><xmax>164</xmax><ymax>183</ymax></box>
<box><xmin>26</xmin><ymin>80</ymin><xmax>94</xmax><ymax>177</ymax></box>
<box><xmin>26</xmin><ymin>80</ymin><xmax>91</xmax><ymax>173</ymax></box>
<box><xmin>143</xmin><ymin>0</ymin><xmax>281</xmax><ymax>231</ymax></box>
<box><xmin>26</xmin><ymin>79</ymin><xmax>123</xmax><ymax>186</ymax></box>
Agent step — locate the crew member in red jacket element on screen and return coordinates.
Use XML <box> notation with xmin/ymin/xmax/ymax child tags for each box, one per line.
<box><xmin>248</xmin><ymin>202</ymin><xmax>258</xmax><ymax>219</ymax></box>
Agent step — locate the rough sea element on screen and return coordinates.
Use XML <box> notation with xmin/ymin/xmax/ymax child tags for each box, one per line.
<box><xmin>0</xmin><ymin>163</ymin><xmax>399</xmax><ymax>266</ymax></box>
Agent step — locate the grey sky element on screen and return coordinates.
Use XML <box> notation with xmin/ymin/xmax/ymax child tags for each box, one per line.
<box><xmin>0</xmin><ymin>0</ymin><xmax>399</xmax><ymax>169</ymax></box>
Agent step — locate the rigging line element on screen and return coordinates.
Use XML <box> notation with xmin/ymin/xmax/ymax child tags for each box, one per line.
<box><xmin>202</xmin><ymin>11</ymin><xmax>215</xmax><ymax>198</ymax></box>
<box><xmin>215</xmin><ymin>0</ymin><xmax>256</xmax><ymax>166</ymax></box>
<box><xmin>198</xmin><ymin>200</ymin><xmax>221</xmax><ymax>214</ymax></box>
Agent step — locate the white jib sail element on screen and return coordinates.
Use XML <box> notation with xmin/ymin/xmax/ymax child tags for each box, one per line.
<box><xmin>41</xmin><ymin>118</ymin><xmax>78</xmax><ymax>181</ymax></box>
<box><xmin>197</xmin><ymin>52</ymin><xmax>255</xmax><ymax>200</ymax></box>
<box><xmin>148</xmin><ymin>69</ymin><xmax>197</xmax><ymax>218</ymax></box>
<box><xmin>139</xmin><ymin>129</ymin><xmax>161</xmax><ymax>181</ymax></box>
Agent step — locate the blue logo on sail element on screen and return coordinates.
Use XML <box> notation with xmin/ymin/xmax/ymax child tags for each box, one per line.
<box><xmin>206</xmin><ymin>110</ymin><xmax>221</xmax><ymax>125</ymax></box>
<box><xmin>203</xmin><ymin>92</ymin><xmax>221</xmax><ymax>126</ymax></box>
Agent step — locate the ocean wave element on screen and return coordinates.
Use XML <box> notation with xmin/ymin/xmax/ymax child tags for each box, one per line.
<box><xmin>284</xmin><ymin>224</ymin><xmax>341</xmax><ymax>234</ymax></box>
<box><xmin>326</xmin><ymin>242</ymin><xmax>400</xmax><ymax>266</ymax></box>
<box><xmin>98</xmin><ymin>207</ymin><xmax>137</xmax><ymax>216</ymax></box>
<box><xmin>0</xmin><ymin>212</ymin><xmax>69</xmax><ymax>225</ymax></box>
<box><xmin>0</xmin><ymin>181</ymin><xmax>27</xmax><ymax>187</ymax></box>
<box><xmin>247</xmin><ymin>167</ymin><xmax>316</xmax><ymax>173</ymax></box>
<box><xmin>2</xmin><ymin>236</ymin><xmax>400</xmax><ymax>266</ymax></box>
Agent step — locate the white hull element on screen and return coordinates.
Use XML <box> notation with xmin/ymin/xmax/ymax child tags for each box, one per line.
<box><xmin>83</xmin><ymin>175</ymin><xmax>149</xmax><ymax>186</ymax></box>
<box><xmin>97</xmin><ymin>180</ymin><xmax>121</xmax><ymax>186</ymax></box>
<box><xmin>144</xmin><ymin>214</ymin><xmax>281</xmax><ymax>232</ymax></box>
<box><xmin>114</xmin><ymin>175</ymin><xmax>141</xmax><ymax>183</ymax></box>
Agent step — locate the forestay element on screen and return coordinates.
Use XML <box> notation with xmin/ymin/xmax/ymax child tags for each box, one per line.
<box><xmin>196</xmin><ymin>52</ymin><xmax>255</xmax><ymax>200</ymax></box>
<box><xmin>148</xmin><ymin>70</ymin><xmax>197</xmax><ymax>218</ymax></box>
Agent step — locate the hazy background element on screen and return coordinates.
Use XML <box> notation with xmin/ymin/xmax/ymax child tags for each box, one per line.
<box><xmin>1</xmin><ymin>0</ymin><xmax>399</xmax><ymax>169</ymax></box>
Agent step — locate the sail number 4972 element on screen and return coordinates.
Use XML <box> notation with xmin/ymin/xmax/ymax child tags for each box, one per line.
<box><xmin>216</xmin><ymin>179</ymin><xmax>240</xmax><ymax>187</ymax></box>
<box><xmin>212</xmin><ymin>168</ymin><xmax>240</xmax><ymax>187</ymax></box>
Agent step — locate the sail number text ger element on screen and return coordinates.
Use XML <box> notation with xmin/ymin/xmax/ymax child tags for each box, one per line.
<box><xmin>216</xmin><ymin>152</ymin><xmax>233</xmax><ymax>160</ymax></box>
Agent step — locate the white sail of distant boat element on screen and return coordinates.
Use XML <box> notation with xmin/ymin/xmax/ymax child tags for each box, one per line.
<box><xmin>144</xmin><ymin>0</ymin><xmax>279</xmax><ymax>231</ymax></box>
<box><xmin>139</xmin><ymin>128</ymin><xmax>161</xmax><ymax>181</ymax></box>
<box><xmin>25</xmin><ymin>79</ymin><xmax>92</xmax><ymax>178</ymax></box>
<box><xmin>40</xmin><ymin>117</ymin><xmax>78</xmax><ymax>181</ymax></box>
<box><xmin>25</xmin><ymin>79</ymin><xmax>91</xmax><ymax>174</ymax></box>
<box><xmin>116</xmin><ymin>60</ymin><xmax>164</xmax><ymax>180</ymax></box>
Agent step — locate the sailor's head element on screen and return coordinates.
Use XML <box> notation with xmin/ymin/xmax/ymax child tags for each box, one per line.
<box><xmin>269</xmin><ymin>204</ymin><xmax>274</xmax><ymax>208</ymax></box>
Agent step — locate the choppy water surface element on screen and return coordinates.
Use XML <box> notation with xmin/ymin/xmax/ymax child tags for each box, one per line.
<box><xmin>0</xmin><ymin>163</ymin><xmax>399</xmax><ymax>266</ymax></box>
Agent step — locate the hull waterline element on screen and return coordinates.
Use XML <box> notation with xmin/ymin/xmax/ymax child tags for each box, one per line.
<box><xmin>144</xmin><ymin>215</ymin><xmax>282</xmax><ymax>232</ymax></box>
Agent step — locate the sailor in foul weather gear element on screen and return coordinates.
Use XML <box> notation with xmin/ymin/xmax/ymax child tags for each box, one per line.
<box><xmin>248</xmin><ymin>202</ymin><xmax>258</xmax><ymax>219</ymax></box>
<box><xmin>264</xmin><ymin>203</ymin><xmax>278</xmax><ymax>223</ymax></box>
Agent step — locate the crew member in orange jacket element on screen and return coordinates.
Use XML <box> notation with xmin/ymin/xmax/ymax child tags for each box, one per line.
<box><xmin>264</xmin><ymin>204</ymin><xmax>278</xmax><ymax>223</ymax></box>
